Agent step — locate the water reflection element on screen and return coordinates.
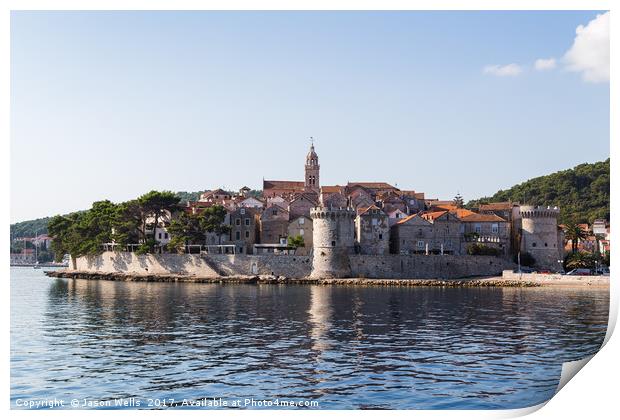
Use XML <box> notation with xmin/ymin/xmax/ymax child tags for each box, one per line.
<box><xmin>11</xmin><ymin>269</ymin><xmax>609</xmax><ymax>409</ymax></box>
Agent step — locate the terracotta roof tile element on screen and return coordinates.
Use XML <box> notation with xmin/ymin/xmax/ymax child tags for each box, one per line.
<box><xmin>460</xmin><ymin>213</ymin><xmax>507</xmax><ymax>222</ymax></box>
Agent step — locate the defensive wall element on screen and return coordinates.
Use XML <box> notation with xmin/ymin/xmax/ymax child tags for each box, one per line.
<box><xmin>71</xmin><ymin>251</ymin><xmax>514</xmax><ymax>280</ymax></box>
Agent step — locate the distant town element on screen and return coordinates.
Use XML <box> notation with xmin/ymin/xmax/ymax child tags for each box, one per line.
<box><xmin>11</xmin><ymin>143</ymin><xmax>610</xmax><ymax>274</ymax></box>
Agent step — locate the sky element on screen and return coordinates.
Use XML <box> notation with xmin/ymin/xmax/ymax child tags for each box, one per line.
<box><xmin>10</xmin><ymin>11</ymin><xmax>610</xmax><ymax>223</ymax></box>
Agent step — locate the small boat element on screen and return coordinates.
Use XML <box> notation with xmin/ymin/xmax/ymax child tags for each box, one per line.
<box><xmin>33</xmin><ymin>261</ymin><xmax>41</xmax><ymax>269</ymax></box>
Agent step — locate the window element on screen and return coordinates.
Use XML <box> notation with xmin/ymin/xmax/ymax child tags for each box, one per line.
<box><xmin>164</xmin><ymin>233</ymin><xmax>169</xmax><ymax>239</ymax></box>
<box><xmin>300</xmin><ymin>229</ymin><xmax>304</xmax><ymax>236</ymax></box>
<box><xmin>236</xmin><ymin>218</ymin><xmax>241</xmax><ymax>226</ymax></box>
<box><xmin>239</xmin><ymin>246</ymin><xmax>244</xmax><ymax>254</ymax></box>
<box><xmin>372</xmin><ymin>218</ymin><xmax>378</xmax><ymax>226</ymax></box>
<box><xmin>240</xmin><ymin>208</ymin><xmax>246</xmax><ymax>215</ymax></box>
<box><xmin>299</xmin><ymin>218</ymin><xmax>305</xmax><ymax>225</ymax></box>
<box><xmin>459</xmin><ymin>224</ymin><xmax>465</xmax><ymax>233</ymax></box>
<box><xmin>245</xmin><ymin>231</ymin><xmax>250</xmax><ymax>238</ymax></box>
<box><xmin>158</xmin><ymin>233</ymin><xmax>162</xmax><ymax>239</ymax></box>
<box><xmin>331</xmin><ymin>241</ymin><xmax>336</xmax><ymax>246</ymax></box>
<box><xmin>272</xmin><ymin>209</ymin><xmax>278</xmax><ymax>216</ymax></box>
<box><xmin>544</xmin><ymin>242</ymin><xmax>548</xmax><ymax>247</ymax></box>
<box><xmin>491</xmin><ymin>223</ymin><xmax>499</xmax><ymax>234</ymax></box>
<box><xmin>532</xmin><ymin>242</ymin><xmax>537</xmax><ymax>247</ymax></box>
<box><xmin>378</xmin><ymin>233</ymin><xmax>383</xmax><ymax>240</ymax></box>
<box><xmin>245</xmin><ymin>218</ymin><xmax>250</xmax><ymax>226</ymax></box>
<box><xmin>235</xmin><ymin>231</ymin><xmax>240</xmax><ymax>240</ymax></box>
<box><xmin>417</xmin><ymin>240</ymin><xmax>425</xmax><ymax>248</ymax></box>
<box><xmin>475</xmin><ymin>224</ymin><xmax>482</xmax><ymax>234</ymax></box>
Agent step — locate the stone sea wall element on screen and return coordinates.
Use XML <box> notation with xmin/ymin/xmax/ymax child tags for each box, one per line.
<box><xmin>72</xmin><ymin>251</ymin><xmax>513</xmax><ymax>280</ymax></box>
<box><xmin>350</xmin><ymin>254</ymin><xmax>513</xmax><ymax>279</ymax></box>
<box><xmin>74</xmin><ymin>251</ymin><xmax>312</xmax><ymax>279</ymax></box>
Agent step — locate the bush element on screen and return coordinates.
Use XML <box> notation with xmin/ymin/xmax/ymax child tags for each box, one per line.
<box><xmin>564</xmin><ymin>251</ymin><xmax>595</xmax><ymax>270</ymax></box>
<box><xmin>467</xmin><ymin>243</ymin><xmax>501</xmax><ymax>256</ymax></box>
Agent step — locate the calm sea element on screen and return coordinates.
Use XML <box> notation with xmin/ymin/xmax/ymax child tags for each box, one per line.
<box><xmin>10</xmin><ymin>267</ymin><xmax>609</xmax><ymax>409</ymax></box>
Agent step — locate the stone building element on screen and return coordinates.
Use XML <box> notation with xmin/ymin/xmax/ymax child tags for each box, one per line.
<box><xmin>229</xmin><ymin>207</ymin><xmax>260</xmax><ymax>254</ymax></box>
<box><xmin>322</xmin><ymin>191</ymin><xmax>348</xmax><ymax>209</ymax></box>
<box><xmin>355</xmin><ymin>205</ymin><xmax>390</xmax><ymax>255</ymax></box>
<box><xmin>420</xmin><ymin>211</ymin><xmax>462</xmax><ymax>255</ymax></box>
<box><xmin>288</xmin><ymin>193</ymin><xmax>318</xmax><ymax>219</ymax></box>
<box><xmin>310</xmin><ymin>206</ymin><xmax>356</xmax><ymax>278</ymax></box>
<box><xmin>459</xmin><ymin>212</ymin><xmax>511</xmax><ymax>256</ymax></box>
<box><xmin>519</xmin><ymin>205</ymin><xmax>562</xmax><ymax>270</ymax></box>
<box><xmin>390</xmin><ymin>210</ymin><xmax>462</xmax><ymax>255</ymax></box>
<box><xmin>260</xmin><ymin>203</ymin><xmax>290</xmax><ymax>244</ymax></box>
<box><xmin>390</xmin><ymin>214</ymin><xmax>434</xmax><ymax>254</ymax></box>
<box><xmin>287</xmin><ymin>215</ymin><xmax>313</xmax><ymax>255</ymax></box>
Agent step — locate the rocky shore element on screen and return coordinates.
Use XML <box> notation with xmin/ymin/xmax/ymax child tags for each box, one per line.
<box><xmin>45</xmin><ymin>270</ymin><xmax>544</xmax><ymax>287</ymax></box>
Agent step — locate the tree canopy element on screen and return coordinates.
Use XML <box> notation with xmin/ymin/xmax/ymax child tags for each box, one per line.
<box><xmin>467</xmin><ymin>159</ymin><xmax>609</xmax><ymax>224</ymax></box>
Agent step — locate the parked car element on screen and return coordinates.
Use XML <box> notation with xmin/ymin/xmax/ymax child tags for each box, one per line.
<box><xmin>566</xmin><ymin>268</ymin><xmax>593</xmax><ymax>276</ymax></box>
<box><xmin>514</xmin><ymin>267</ymin><xmax>536</xmax><ymax>274</ymax></box>
<box><xmin>596</xmin><ymin>268</ymin><xmax>610</xmax><ymax>276</ymax></box>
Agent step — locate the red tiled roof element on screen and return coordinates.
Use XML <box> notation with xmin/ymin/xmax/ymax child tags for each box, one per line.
<box><xmin>320</xmin><ymin>185</ymin><xmax>343</xmax><ymax>194</ymax></box>
<box><xmin>347</xmin><ymin>182</ymin><xmax>397</xmax><ymax>190</ymax></box>
<box><xmin>479</xmin><ymin>202</ymin><xmax>515</xmax><ymax>211</ymax></box>
<box><xmin>421</xmin><ymin>210</ymin><xmax>448</xmax><ymax>221</ymax></box>
<box><xmin>460</xmin><ymin>213</ymin><xmax>507</xmax><ymax>222</ymax></box>
<box><xmin>263</xmin><ymin>180</ymin><xmax>305</xmax><ymax>191</ymax></box>
<box><xmin>358</xmin><ymin>204</ymin><xmax>382</xmax><ymax>216</ymax></box>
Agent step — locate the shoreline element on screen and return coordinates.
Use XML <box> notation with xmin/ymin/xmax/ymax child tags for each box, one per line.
<box><xmin>44</xmin><ymin>270</ymin><xmax>609</xmax><ymax>288</ymax></box>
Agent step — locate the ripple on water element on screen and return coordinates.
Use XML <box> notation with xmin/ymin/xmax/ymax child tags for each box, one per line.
<box><xmin>10</xmin><ymin>269</ymin><xmax>609</xmax><ymax>409</ymax></box>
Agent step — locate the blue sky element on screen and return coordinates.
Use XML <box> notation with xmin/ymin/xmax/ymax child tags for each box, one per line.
<box><xmin>11</xmin><ymin>11</ymin><xmax>609</xmax><ymax>222</ymax></box>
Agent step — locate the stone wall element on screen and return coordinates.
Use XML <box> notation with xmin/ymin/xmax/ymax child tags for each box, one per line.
<box><xmin>350</xmin><ymin>255</ymin><xmax>514</xmax><ymax>279</ymax></box>
<box><xmin>71</xmin><ymin>252</ymin><xmax>514</xmax><ymax>280</ymax></box>
<box><xmin>73</xmin><ymin>251</ymin><xmax>312</xmax><ymax>279</ymax></box>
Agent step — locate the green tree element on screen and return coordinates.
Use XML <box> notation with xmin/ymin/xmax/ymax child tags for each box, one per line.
<box><xmin>467</xmin><ymin>159</ymin><xmax>610</xmax><ymax>224</ymax></box>
<box><xmin>564</xmin><ymin>251</ymin><xmax>595</xmax><ymax>270</ymax></box>
<box><xmin>287</xmin><ymin>235</ymin><xmax>305</xmax><ymax>248</ymax></box>
<box><xmin>452</xmin><ymin>193</ymin><xmax>464</xmax><ymax>208</ymax></box>
<box><xmin>200</xmin><ymin>205</ymin><xmax>230</xmax><ymax>244</ymax></box>
<box><xmin>564</xmin><ymin>220</ymin><xmax>587</xmax><ymax>254</ymax></box>
<box><xmin>137</xmin><ymin>190</ymin><xmax>180</xmax><ymax>244</ymax></box>
<box><xmin>167</xmin><ymin>211</ymin><xmax>207</xmax><ymax>252</ymax></box>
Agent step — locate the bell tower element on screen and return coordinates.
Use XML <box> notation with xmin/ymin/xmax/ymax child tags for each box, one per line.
<box><xmin>305</xmin><ymin>138</ymin><xmax>320</xmax><ymax>193</ymax></box>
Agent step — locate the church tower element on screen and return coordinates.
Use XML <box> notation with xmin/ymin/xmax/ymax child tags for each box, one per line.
<box><xmin>305</xmin><ymin>140</ymin><xmax>320</xmax><ymax>194</ymax></box>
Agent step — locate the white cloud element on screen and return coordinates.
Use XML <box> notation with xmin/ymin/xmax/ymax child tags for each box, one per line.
<box><xmin>483</xmin><ymin>63</ymin><xmax>523</xmax><ymax>77</ymax></box>
<box><xmin>563</xmin><ymin>12</ymin><xmax>609</xmax><ymax>83</ymax></box>
<box><xmin>535</xmin><ymin>58</ymin><xmax>556</xmax><ymax>71</ymax></box>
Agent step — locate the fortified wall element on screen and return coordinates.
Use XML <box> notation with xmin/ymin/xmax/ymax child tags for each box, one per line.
<box><xmin>71</xmin><ymin>251</ymin><xmax>513</xmax><ymax>280</ymax></box>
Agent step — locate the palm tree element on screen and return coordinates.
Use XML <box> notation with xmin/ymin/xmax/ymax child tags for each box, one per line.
<box><xmin>564</xmin><ymin>221</ymin><xmax>587</xmax><ymax>254</ymax></box>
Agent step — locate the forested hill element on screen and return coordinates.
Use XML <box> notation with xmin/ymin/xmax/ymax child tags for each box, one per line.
<box><xmin>467</xmin><ymin>159</ymin><xmax>610</xmax><ymax>224</ymax></box>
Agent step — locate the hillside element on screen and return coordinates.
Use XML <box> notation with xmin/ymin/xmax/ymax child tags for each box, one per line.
<box><xmin>468</xmin><ymin>159</ymin><xmax>610</xmax><ymax>224</ymax></box>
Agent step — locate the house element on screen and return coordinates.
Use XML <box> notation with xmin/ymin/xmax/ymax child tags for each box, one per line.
<box><xmin>288</xmin><ymin>193</ymin><xmax>319</xmax><ymax>219</ymax></box>
<box><xmin>387</xmin><ymin>208</ymin><xmax>408</xmax><ymax>226</ymax></box>
<box><xmin>287</xmin><ymin>215</ymin><xmax>313</xmax><ymax>255</ymax></box>
<box><xmin>260</xmin><ymin>204</ymin><xmax>290</xmax><ymax>244</ymax></box>
<box><xmin>390</xmin><ymin>214</ymin><xmax>434</xmax><ymax>254</ymax></box>
<box><xmin>420</xmin><ymin>211</ymin><xmax>462</xmax><ymax>255</ymax></box>
<box><xmin>355</xmin><ymin>205</ymin><xmax>390</xmax><ymax>255</ymax></box>
<box><xmin>239</xmin><ymin>196</ymin><xmax>265</xmax><ymax>209</ymax></box>
<box><xmin>322</xmin><ymin>191</ymin><xmax>348</xmax><ymax>209</ymax></box>
<box><xmin>459</xmin><ymin>213</ymin><xmax>511</xmax><ymax>256</ymax></box>
<box><xmin>228</xmin><ymin>207</ymin><xmax>260</xmax><ymax>254</ymax></box>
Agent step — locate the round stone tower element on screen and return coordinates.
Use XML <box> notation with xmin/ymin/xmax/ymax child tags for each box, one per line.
<box><xmin>519</xmin><ymin>205</ymin><xmax>562</xmax><ymax>271</ymax></box>
<box><xmin>310</xmin><ymin>206</ymin><xmax>356</xmax><ymax>279</ymax></box>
